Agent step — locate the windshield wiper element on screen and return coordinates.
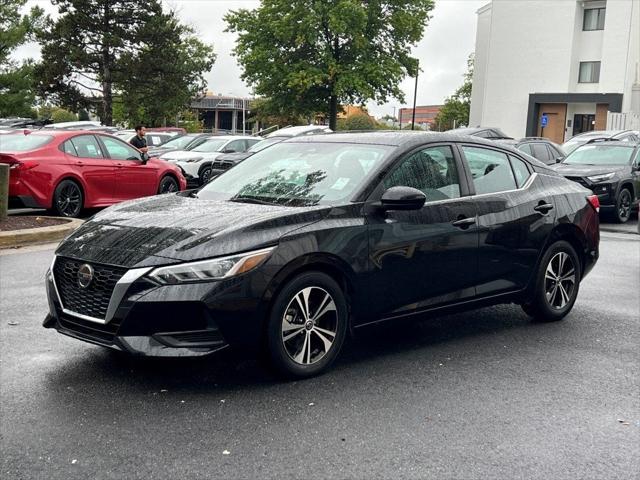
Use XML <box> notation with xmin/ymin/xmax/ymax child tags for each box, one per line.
<box><xmin>229</xmin><ymin>195</ymin><xmax>277</xmax><ymax>206</ymax></box>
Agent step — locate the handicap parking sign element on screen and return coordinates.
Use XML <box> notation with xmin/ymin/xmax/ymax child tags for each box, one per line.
<box><xmin>541</xmin><ymin>114</ymin><xmax>549</xmax><ymax>128</ymax></box>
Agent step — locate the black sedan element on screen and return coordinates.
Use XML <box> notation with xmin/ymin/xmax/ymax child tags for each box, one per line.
<box><xmin>44</xmin><ymin>132</ymin><xmax>600</xmax><ymax>378</ymax></box>
<box><xmin>553</xmin><ymin>141</ymin><xmax>640</xmax><ymax>223</ymax></box>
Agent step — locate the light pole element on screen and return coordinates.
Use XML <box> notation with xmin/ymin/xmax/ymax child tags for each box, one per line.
<box><xmin>242</xmin><ymin>98</ymin><xmax>246</xmax><ymax>135</ymax></box>
<box><xmin>411</xmin><ymin>60</ymin><xmax>419</xmax><ymax>131</ymax></box>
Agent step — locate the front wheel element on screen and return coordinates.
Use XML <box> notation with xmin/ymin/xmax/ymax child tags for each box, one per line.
<box><xmin>266</xmin><ymin>272</ymin><xmax>348</xmax><ymax>379</ymax></box>
<box><xmin>521</xmin><ymin>240</ymin><xmax>581</xmax><ymax>322</ymax></box>
<box><xmin>52</xmin><ymin>179</ymin><xmax>83</xmax><ymax>217</ymax></box>
<box><xmin>614</xmin><ymin>188</ymin><xmax>632</xmax><ymax>223</ymax></box>
<box><xmin>157</xmin><ymin>176</ymin><xmax>179</xmax><ymax>194</ymax></box>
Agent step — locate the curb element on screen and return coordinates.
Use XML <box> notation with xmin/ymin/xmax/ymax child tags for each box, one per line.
<box><xmin>0</xmin><ymin>218</ymin><xmax>84</xmax><ymax>249</ymax></box>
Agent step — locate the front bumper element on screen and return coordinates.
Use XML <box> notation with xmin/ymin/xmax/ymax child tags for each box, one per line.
<box><xmin>43</xmin><ymin>258</ymin><xmax>268</xmax><ymax>357</ymax></box>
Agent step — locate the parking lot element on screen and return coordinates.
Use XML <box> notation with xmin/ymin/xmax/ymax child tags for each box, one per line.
<box><xmin>1</xmin><ymin>226</ymin><xmax>637</xmax><ymax>479</ymax></box>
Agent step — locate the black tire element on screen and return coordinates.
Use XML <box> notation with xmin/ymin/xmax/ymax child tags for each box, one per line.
<box><xmin>266</xmin><ymin>272</ymin><xmax>348</xmax><ymax>379</ymax></box>
<box><xmin>52</xmin><ymin>179</ymin><xmax>83</xmax><ymax>218</ymax></box>
<box><xmin>614</xmin><ymin>188</ymin><xmax>632</xmax><ymax>223</ymax></box>
<box><xmin>157</xmin><ymin>175</ymin><xmax>179</xmax><ymax>194</ymax></box>
<box><xmin>199</xmin><ymin>166</ymin><xmax>212</xmax><ymax>186</ymax></box>
<box><xmin>521</xmin><ymin>240</ymin><xmax>581</xmax><ymax>322</ymax></box>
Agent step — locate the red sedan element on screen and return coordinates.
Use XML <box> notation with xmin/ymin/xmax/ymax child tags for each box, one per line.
<box><xmin>0</xmin><ymin>130</ymin><xmax>187</xmax><ymax>217</ymax></box>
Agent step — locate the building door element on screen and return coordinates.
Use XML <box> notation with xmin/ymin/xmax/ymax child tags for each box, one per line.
<box><xmin>537</xmin><ymin>104</ymin><xmax>566</xmax><ymax>144</ymax></box>
<box><xmin>572</xmin><ymin>114</ymin><xmax>595</xmax><ymax>136</ymax></box>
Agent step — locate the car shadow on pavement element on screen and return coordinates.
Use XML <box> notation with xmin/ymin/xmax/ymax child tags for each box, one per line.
<box><xmin>42</xmin><ymin>303</ymin><xmax>550</xmax><ymax>395</ymax></box>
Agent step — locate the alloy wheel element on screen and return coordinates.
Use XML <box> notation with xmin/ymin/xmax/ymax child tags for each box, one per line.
<box><xmin>617</xmin><ymin>190</ymin><xmax>631</xmax><ymax>222</ymax></box>
<box><xmin>544</xmin><ymin>252</ymin><xmax>576</xmax><ymax>310</ymax></box>
<box><xmin>160</xmin><ymin>178</ymin><xmax>178</xmax><ymax>194</ymax></box>
<box><xmin>200</xmin><ymin>168</ymin><xmax>211</xmax><ymax>185</ymax></box>
<box><xmin>57</xmin><ymin>183</ymin><xmax>81</xmax><ymax>217</ymax></box>
<box><xmin>281</xmin><ymin>286</ymin><xmax>338</xmax><ymax>365</ymax></box>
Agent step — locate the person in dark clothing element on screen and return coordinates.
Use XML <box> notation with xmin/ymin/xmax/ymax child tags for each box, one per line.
<box><xmin>130</xmin><ymin>125</ymin><xmax>148</xmax><ymax>154</ymax></box>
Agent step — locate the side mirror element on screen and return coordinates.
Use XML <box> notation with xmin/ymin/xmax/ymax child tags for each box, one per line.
<box><xmin>141</xmin><ymin>152</ymin><xmax>149</xmax><ymax>164</ymax></box>
<box><xmin>555</xmin><ymin>156</ymin><xmax>563</xmax><ymax>164</ymax></box>
<box><xmin>380</xmin><ymin>186</ymin><xmax>426</xmax><ymax>211</ymax></box>
<box><xmin>222</xmin><ymin>148</ymin><xmax>236</xmax><ymax>154</ymax></box>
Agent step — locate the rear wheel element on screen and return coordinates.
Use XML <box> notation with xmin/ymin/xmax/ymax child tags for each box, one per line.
<box><xmin>614</xmin><ymin>188</ymin><xmax>632</xmax><ymax>223</ymax></box>
<box><xmin>52</xmin><ymin>179</ymin><xmax>83</xmax><ymax>218</ymax></box>
<box><xmin>158</xmin><ymin>175</ymin><xmax>179</xmax><ymax>194</ymax></box>
<box><xmin>521</xmin><ymin>241</ymin><xmax>581</xmax><ymax>322</ymax></box>
<box><xmin>266</xmin><ymin>272</ymin><xmax>348</xmax><ymax>379</ymax></box>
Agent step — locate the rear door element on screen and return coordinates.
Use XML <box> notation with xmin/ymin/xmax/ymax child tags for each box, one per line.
<box><xmin>98</xmin><ymin>135</ymin><xmax>158</xmax><ymax>200</ymax></box>
<box><xmin>365</xmin><ymin>143</ymin><xmax>479</xmax><ymax>320</ymax></box>
<box><xmin>459</xmin><ymin>144</ymin><xmax>555</xmax><ymax>296</ymax></box>
<box><xmin>66</xmin><ymin>134</ymin><xmax>116</xmax><ymax>205</ymax></box>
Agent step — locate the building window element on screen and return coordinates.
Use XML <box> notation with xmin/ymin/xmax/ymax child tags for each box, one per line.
<box><xmin>583</xmin><ymin>8</ymin><xmax>606</xmax><ymax>31</ymax></box>
<box><xmin>579</xmin><ymin>61</ymin><xmax>601</xmax><ymax>83</ymax></box>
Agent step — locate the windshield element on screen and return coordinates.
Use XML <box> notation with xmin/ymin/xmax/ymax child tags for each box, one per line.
<box><xmin>247</xmin><ymin>137</ymin><xmax>283</xmax><ymax>153</ymax></box>
<box><xmin>160</xmin><ymin>135</ymin><xmax>197</xmax><ymax>150</ymax></box>
<box><xmin>563</xmin><ymin>145</ymin><xmax>634</xmax><ymax>166</ymax></box>
<box><xmin>198</xmin><ymin>142</ymin><xmax>392</xmax><ymax>206</ymax></box>
<box><xmin>191</xmin><ymin>139</ymin><xmax>228</xmax><ymax>153</ymax></box>
<box><xmin>0</xmin><ymin>134</ymin><xmax>54</xmax><ymax>152</ymax></box>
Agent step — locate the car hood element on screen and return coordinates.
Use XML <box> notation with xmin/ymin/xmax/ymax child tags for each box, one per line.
<box><xmin>552</xmin><ymin>164</ymin><xmax>628</xmax><ymax>177</ymax></box>
<box><xmin>160</xmin><ymin>150</ymin><xmax>219</xmax><ymax>162</ymax></box>
<box><xmin>56</xmin><ymin>194</ymin><xmax>331</xmax><ymax>268</ymax></box>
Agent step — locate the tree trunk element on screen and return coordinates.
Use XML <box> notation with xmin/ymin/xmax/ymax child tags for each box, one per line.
<box><xmin>101</xmin><ymin>2</ymin><xmax>112</xmax><ymax>125</ymax></box>
<box><xmin>329</xmin><ymin>95</ymin><xmax>338</xmax><ymax>131</ymax></box>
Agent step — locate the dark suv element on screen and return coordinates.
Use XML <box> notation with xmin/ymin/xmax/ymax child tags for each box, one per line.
<box><xmin>553</xmin><ymin>141</ymin><xmax>640</xmax><ymax>223</ymax></box>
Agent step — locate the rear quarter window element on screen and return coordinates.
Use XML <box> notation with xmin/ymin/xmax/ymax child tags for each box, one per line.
<box><xmin>0</xmin><ymin>134</ymin><xmax>54</xmax><ymax>152</ymax></box>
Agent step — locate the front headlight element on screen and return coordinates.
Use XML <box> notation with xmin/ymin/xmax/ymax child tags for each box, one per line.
<box><xmin>587</xmin><ymin>172</ymin><xmax>615</xmax><ymax>183</ymax></box>
<box><xmin>147</xmin><ymin>247</ymin><xmax>275</xmax><ymax>284</ymax></box>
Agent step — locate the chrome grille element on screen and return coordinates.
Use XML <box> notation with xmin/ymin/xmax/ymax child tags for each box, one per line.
<box><xmin>53</xmin><ymin>257</ymin><xmax>127</xmax><ymax>320</ymax></box>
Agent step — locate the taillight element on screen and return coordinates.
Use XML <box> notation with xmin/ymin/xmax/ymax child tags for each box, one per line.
<box><xmin>9</xmin><ymin>160</ymin><xmax>39</xmax><ymax>170</ymax></box>
<box><xmin>587</xmin><ymin>194</ymin><xmax>600</xmax><ymax>213</ymax></box>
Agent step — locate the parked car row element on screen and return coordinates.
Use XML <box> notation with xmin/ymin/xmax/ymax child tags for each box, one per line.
<box><xmin>448</xmin><ymin>126</ymin><xmax>639</xmax><ymax>223</ymax></box>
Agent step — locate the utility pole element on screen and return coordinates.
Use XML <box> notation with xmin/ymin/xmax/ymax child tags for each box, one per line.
<box><xmin>242</xmin><ymin>98</ymin><xmax>246</xmax><ymax>135</ymax></box>
<box><xmin>411</xmin><ymin>60</ymin><xmax>419</xmax><ymax>131</ymax></box>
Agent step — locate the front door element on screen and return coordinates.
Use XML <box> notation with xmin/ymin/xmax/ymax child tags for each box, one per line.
<box><xmin>573</xmin><ymin>114</ymin><xmax>595</xmax><ymax>136</ymax></box>
<box><xmin>66</xmin><ymin>134</ymin><xmax>116</xmax><ymax>205</ymax></box>
<box><xmin>365</xmin><ymin>144</ymin><xmax>478</xmax><ymax>321</ymax></box>
<box><xmin>537</xmin><ymin>104</ymin><xmax>567</xmax><ymax>144</ymax></box>
<box><xmin>98</xmin><ymin>135</ymin><xmax>158</xmax><ymax>200</ymax></box>
<box><xmin>459</xmin><ymin>144</ymin><xmax>556</xmax><ymax>295</ymax></box>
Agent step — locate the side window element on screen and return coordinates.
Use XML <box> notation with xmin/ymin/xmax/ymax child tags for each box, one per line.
<box><xmin>101</xmin><ymin>136</ymin><xmax>141</xmax><ymax>160</ymax></box>
<box><xmin>517</xmin><ymin>143</ymin><xmax>533</xmax><ymax>156</ymax></box>
<box><xmin>70</xmin><ymin>135</ymin><xmax>104</xmax><ymax>159</ymax></box>
<box><xmin>509</xmin><ymin>155</ymin><xmax>532</xmax><ymax>187</ymax></box>
<box><xmin>545</xmin><ymin>144</ymin><xmax>560</xmax><ymax>164</ymax></box>
<box><xmin>225</xmin><ymin>139</ymin><xmax>247</xmax><ymax>152</ymax></box>
<box><xmin>531</xmin><ymin>143</ymin><xmax>552</xmax><ymax>163</ymax></box>
<box><xmin>63</xmin><ymin>140</ymin><xmax>78</xmax><ymax>156</ymax></box>
<box><xmin>461</xmin><ymin>146</ymin><xmax>517</xmax><ymax>195</ymax></box>
<box><xmin>384</xmin><ymin>145</ymin><xmax>461</xmax><ymax>202</ymax></box>
<box><xmin>247</xmin><ymin>138</ymin><xmax>261</xmax><ymax>149</ymax></box>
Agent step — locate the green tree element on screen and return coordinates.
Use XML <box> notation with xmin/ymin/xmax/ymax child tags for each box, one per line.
<box><xmin>433</xmin><ymin>53</ymin><xmax>474</xmax><ymax>131</ymax></box>
<box><xmin>0</xmin><ymin>0</ymin><xmax>45</xmax><ymax>118</ymax></box>
<box><xmin>249</xmin><ymin>97</ymin><xmax>307</xmax><ymax>129</ymax></box>
<box><xmin>340</xmin><ymin>113</ymin><xmax>376</xmax><ymax>131</ymax></box>
<box><xmin>226</xmin><ymin>0</ymin><xmax>434</xmax><ymax>131</ymax></box>
<box><xmin>118</xmin><ymin>10</ymin><xmax>215</xmax><ymax>127</ymax></box>
<box><xmin>35</xmin><ymin>1</ymin><xmax>214</xmax><ymax>126</ymax></box>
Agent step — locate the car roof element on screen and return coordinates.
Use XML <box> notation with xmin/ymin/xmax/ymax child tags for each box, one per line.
<box><xmin>201</xmin><ymin>135</ymin><xmax>256</xmax><ymax>141</ymax></box>
<box><xmin>573</xmin><ymin>130</ymin><xmax>632</xmax><ymax>138</ymax></box>
<box><xmin>266</xmin><ymin>125</ymin><xmax>331</xmax><ymax>138</ymax></box>
<box><xmin>282</xmin><ymin>130</ymin><xmax>514</xmax><ymax>147</ymax></box>
<box><xmin>574</xmin><ymin>140</ymin><xmax>638</xmax><ymax>149</ymax></box>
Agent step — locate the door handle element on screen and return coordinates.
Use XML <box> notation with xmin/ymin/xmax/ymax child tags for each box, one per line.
<box><xmin>534</xmin><ymin>202</ymin><xmax>554</xmax><ymax>214</ymax></box>
<box><xmin>115</xmin><ymin>162</ymin><xmax>124</xmax><ymax>168</ymax></box>
<box><xmin>451</xmin><ymin>216</ymin><xmax>476</xmax><ymax>229</ymax></box>
<box><xmin>75</xmin><ymin>161</ymin><xmax>84</xmax><ymax>166</ymax></box>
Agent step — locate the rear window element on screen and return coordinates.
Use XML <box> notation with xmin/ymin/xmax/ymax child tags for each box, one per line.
<box><xmin>0</xmin><ymin>134</ymin><xmax>54</xmax><ymax>152</ymax></box>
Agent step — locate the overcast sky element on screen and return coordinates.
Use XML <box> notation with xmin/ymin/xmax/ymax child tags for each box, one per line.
<box><xmin>16</xmin><ymin>0</ymin><xmax>486</xmax><ymax>118</ymax></box>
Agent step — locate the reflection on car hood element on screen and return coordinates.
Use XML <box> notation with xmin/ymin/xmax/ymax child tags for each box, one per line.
<box><xmin>214</xmin><ymin>151</ymin><xmax>254</xmax><ymax>162</ymax></box>
<box><xmin>552</xmin><ymin>164</ymin><xmax>628</xmax><ymax>176</ymax></box>
<box><xmin>56</xmin><ymin>194</ymin><xmax>331</xmax><ymax>268</ymax></box>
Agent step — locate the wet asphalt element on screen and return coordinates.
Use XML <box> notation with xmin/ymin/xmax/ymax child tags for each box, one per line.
<box><xmin>0</xmin><ymin>231</ymin><xmax>638</xmax><ymax>479</ymax></box>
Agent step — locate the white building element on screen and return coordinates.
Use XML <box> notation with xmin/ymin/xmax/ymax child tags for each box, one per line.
<box><xmin>469</xmin><ymin>0</ymin><xmax>640</xmax><ymax>143</ymax></box>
